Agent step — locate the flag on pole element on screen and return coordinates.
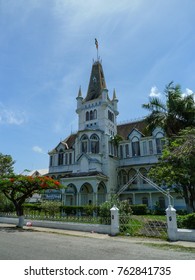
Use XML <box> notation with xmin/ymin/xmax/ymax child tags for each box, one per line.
<box><xmin>95</xmin><ymin>38</ymin><xmax>98</xmax><ymax>49</ymax></box>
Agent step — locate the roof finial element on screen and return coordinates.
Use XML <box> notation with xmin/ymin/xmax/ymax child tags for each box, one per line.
<box><xmin>95</xmin><ymin>38</ymin><xmax>99</xmax><ymax>61</ymax></box>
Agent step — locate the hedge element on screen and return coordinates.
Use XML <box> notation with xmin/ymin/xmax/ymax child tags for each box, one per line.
<box><xmin>177</xmin><ymin>213</ymin><xmax>195</xmax><ymax>229</ymax></box>
<box><xmin>130</xmin><ymin>204</ymin><xmax>148</xmax><ymax>215</ymax></box>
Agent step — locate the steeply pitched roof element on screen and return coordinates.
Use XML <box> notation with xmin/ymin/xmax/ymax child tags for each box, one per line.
<box><xmin>85</xmin><ymin>61</ymin><xmax>106</xmax><ymax>101</ymax></box>
<box><xmin>49</xmin><ymin>133</ymin><xmax>77</xmax><ymax>154</ymax></box>
<box><xmin>61</xmin><ymin>134</ymin><xmax>77</xmax><ymax>149</ymax></box>
<box><xmin>24</xmin><ymin>169</ymin><xmax>49</xmax><ymax>177</ymax></box>
<box><xmin>117</xmin><ymin>119</ymin><xmax>149</xmax><ymax>139</ymax></box>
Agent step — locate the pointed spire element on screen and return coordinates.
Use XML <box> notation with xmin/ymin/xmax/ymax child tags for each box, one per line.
<box><xmin>77</xmin><ymin>86</ymin><xmax>82</xmax><ymax>98</ymax></box>
<box><xmin>85</xmin><ymin>61</ymin><xmax>107</xmax><ymax>101</ymax></box>
<box><xmin>113</xmin><ymin>88</ymin><xmax>117</xmax><ymax>100</ymax></box>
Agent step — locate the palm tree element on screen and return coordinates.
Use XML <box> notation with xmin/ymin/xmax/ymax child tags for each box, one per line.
<box><xmin>142</xmin><ymin>82</ymin><xmax>195</xmax><ymax>136</ymax></box>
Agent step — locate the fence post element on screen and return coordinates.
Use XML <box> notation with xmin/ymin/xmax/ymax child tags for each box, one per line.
<box><xmin>110</xmin><ymin>205</ymin><xmax>119</xmax><ymax>236</ymax></box>
<box><xmin>166</xmin><ymin>205</ymin><xmax>178</xmax><ymax>241</ymax></box>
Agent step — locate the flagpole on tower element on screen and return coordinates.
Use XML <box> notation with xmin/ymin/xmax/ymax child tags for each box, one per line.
<box><xmin>95</xmin><ymin>38</ymin><xmax>99</xmax><ymax>61</ymax></box>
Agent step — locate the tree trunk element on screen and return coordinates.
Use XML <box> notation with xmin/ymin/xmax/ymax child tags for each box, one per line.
<box><xmin>183</xmin><ymin>186</ymin><xmax>194</xmax><ymax>213</ymax></box>
<box><xmin>17</xmin><ymin>215</ymin><xmax>24</xmax><ymax>228</ymax></box>
<box><xmin>16</xmin><ymin>204</ymin><xmax>24</xmax><ymax>228</ymax></box>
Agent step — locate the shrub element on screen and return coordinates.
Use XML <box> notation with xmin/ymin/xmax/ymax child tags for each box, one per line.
<box><xmin>60</xmin><ymin>205</ymin><xmax>100</xmax><ymax>216</ymax></box>
<box><xmin>130</xmin><ymin>204</ymin><xmax>148</xmax><ymax>215</ymax></box>
<box><xmin>153</xmin><ymin>201</ymin><xmax>166</xmax><ymax>215</ymax></box>
<box><xmin>177</xmin><ymin>213</ymin><xmax>195</xmax><ymax>229</ymax></box>
<box><xmin>23</xmin><ymin>203</ymin><xmax>42</xmax><ymax>211</ymax></box>
<box><xmin>99</xmin><ymin>195</ymin><xmax>132</xmax><ymax>218</ymax></box>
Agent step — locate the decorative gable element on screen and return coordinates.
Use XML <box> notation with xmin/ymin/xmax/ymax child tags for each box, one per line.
<box><xmin>128</xmin><ymin>128</ymin><xmax>144</xmax><ymax>140</ymax></box>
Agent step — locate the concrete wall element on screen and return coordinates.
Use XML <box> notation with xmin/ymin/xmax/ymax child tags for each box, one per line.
<box><xmin>0</xmin><ymin>216</ymin><xmax>111</xmax><ymax>234</ymax></box>
<box><xmin>177</xmin><ymin>229</ymin><xmax>195</xmax><ymax>242</ymax></box>
<box><xmin>166</xmin><ymin>205</ymin><xmax>195</xmax><ymax>242</ymax></box>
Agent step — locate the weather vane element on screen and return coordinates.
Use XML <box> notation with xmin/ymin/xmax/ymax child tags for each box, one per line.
<box><xmin>95</xmin><ymin>38</ymin><xmax>99</xmax><ymax>61</ymax></box>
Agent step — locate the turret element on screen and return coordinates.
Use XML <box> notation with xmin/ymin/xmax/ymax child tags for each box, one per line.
<box><xmin>76</xmin><ymin>86</ymin><xmax>83</xmax><ymax>113</ymax></box>
<box><xmin>112</xmin><ymin>89</ymin><xmax>119</xmax><ymax>116</ymax></box>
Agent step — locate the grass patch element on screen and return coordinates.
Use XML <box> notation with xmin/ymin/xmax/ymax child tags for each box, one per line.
<box><xmin>142</xmin><ymin>242</ymin><xmax>195</xmax><ymax>253</ymax></box>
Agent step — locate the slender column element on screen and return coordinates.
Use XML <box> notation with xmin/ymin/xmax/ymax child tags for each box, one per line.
<box><xmin>110</xmin><ymin>205</ymin><xmax>119</xmax><ymax>236</ymax></box>
<box><xmin>149</xmin><ymin>192</ymin><xmax>152</xmax><ymax>208</ymax></box>
<box><xmin>166</xmin><ymin>205</ymin><xmax>178</xmax><ymax>241</ymax></box>
<box><xmin>132</xmin><ymin>193</ymin><xmax>136</xmax><ymax>204</ymax></box>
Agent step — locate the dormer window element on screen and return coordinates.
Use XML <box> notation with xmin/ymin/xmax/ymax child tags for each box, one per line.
<box><xmin>58</xmin><ymin>149</ymin><xmax>64</xmax><ymax>165</ymax></box>
<box><xmin>155</xmin><ymin>133</ymin><xmax>165</xmax><ymax>154</ymax></box>
<box><xmin>132</xmin><ymin>137</ymin><xmax>140</xmax><ymax>156</ymax></box>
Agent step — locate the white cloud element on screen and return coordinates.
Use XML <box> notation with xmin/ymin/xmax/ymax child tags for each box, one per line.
<box><xmin>149</xmin><ymin>86</ymin><xmax>161</xmax><ymax>97</ymax></box>
<box><xmin>32</xmin><ymin>146</ymin><xmax>45</xmax><ymax>154</ymax></box>
<box><xmin>183</xmin><ymin>88</ymin><xmax>193</xmax><ymax>96</ymax></box>
<box><xmin>182</xmin><ymin>88</ymin><xmax>194</xmax><ymax>101</ymax></box>
<box><xmin>0</xmin><ymin>103</ymin><xmax>26</xmax><ymax>125</ymax></box>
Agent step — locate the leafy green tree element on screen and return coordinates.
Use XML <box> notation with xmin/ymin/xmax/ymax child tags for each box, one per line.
<box><xmin>142</xmin><ymin>82</ymin><xmax>195</xmax><ymax>136</ymax></box>
<box><xmin>0</xmin><ymin>153</ymin><xmax>15</xmax><ymax>176</ymax></box>
<box><xmin>0</xmin><ymin>175</ymin><xmax>62</xmax><ymax>227</ymax></box>
<box><xmin>149</xmin><ymin>128</ymin><xmax>195</xmax><ymax>213</ymax></box>
<box><xmin>110</xmin><ymin>134</ymin><xmax>124</xmax><ymax>147</ymax></box>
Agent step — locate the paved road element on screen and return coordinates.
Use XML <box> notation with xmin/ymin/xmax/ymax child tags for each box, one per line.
<box><xmin>0</xmin><ymin>225</ymin><xmax>194</xmax><ymax>260</ymax></box>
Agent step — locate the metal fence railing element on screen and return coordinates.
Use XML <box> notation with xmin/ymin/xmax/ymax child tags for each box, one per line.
<box><xmin>0</xmin><ymin>212</ymin><xmax>111</xmax><ymax>225</ymax></box>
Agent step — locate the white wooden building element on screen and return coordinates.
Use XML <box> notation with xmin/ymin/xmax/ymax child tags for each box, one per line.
<box><xmin>48</xmin><ymin>58</ymin><xmax>185</xmax><ymax>210</ymax></box>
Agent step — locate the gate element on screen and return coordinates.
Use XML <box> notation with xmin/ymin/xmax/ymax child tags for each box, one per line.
<box><xmin>119</xmin><ymin>215</ymin><xmax>167</xmax><ymax>239</ymax></box>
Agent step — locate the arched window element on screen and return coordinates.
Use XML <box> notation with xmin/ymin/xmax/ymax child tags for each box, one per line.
<box><xmin>119</xmin><ymin>170</ymin><xmax>127</xmax><ymax>186</ymax></box>
<box><xmin>94</xmin><ymin>109</ymin><xmax>97</xmax><ymax>119</ymax></box>
<box><xmin>90</xmin><ymin>110</ymin><xmax>93</xmax><ymax>120</ymax></box>
<box><xmin>81</xmin><ymin>135</ymin><xmax>88</xmax><ymax>153</ymax></box>
<box><xmin>65</xmin><ymin>184</ymin><xmax>77</xmax><ymax>206</ymax></box>
<box><xmin>86</xmin><ymin>111</ymin><xmax>89</xmax><ymax>121</ymax></box>
<box><xmin>80</xmin><ymin>183</ymin><xmax>93</xmax><ymax>205</ymax></box>
<box><xmin>132</xmin><ymin>137</ymin><xmax>140</xmax><ymax>156</ymax></box>
<box><xmin>97</xmin><ymin>182</ymin><xmax>107</xmax><ymax>205</ymax></box>
<box><xmin>90</xmin><ymin>134</ymin><xmax>99</xmax><ymax>153</ymax></box>
<box><xmin>128</xmin><ymin>168</ymin><xmax>137</xmax><ymax>185</ymax></box>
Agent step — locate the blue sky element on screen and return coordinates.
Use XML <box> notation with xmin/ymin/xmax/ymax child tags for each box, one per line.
<box><xmin>0</xmin><ymin>0</ymin><xmax>194</xmax><ymax>174</ymax></box>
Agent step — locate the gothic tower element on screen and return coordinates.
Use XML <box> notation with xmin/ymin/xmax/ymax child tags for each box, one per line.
<box><xmin>76</xmin><ymin>59</ymin><xmax>118</xmax><ymax>136</ymax></box>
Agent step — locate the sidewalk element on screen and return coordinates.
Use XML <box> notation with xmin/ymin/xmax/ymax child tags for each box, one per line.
<box><xmin>1</xmin><ymin>222</ymin><xmax>195</xmax><ymax>249</ymax></box>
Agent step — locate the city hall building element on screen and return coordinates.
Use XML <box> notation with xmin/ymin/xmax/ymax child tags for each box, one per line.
<box><xmin>47</xmin><ymin>57</ymin><xmax>185</xmax><ymax>210</ymax></box>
